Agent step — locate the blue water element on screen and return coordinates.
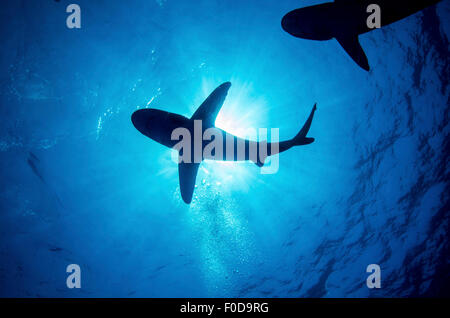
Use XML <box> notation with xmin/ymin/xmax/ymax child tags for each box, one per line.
<box><xmin>0</xmin><ymin>0</ymin><xmax>448</xmax><ymax>297</ymax></box>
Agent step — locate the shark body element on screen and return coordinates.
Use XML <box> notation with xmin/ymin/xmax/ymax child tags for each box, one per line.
<box><xmin>281</xmin><ymin>0</ymin><xmax>442</xmax><ymax>71</ymax></box>
<box><xmin>131</xmin><ymin>82</ymin><xmax>316</xmax><ymax>203</ymax></box>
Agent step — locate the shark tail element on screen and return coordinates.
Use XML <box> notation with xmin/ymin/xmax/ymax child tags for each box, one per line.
<box><xmin>293</xmin><ymin>103</ymin><xmax>316</xmax><ymax>146</ymax></box>
<box><xmin>250</xmin><ymin>104</ymin><xmax>316</xmax><ymax>168</ymax></box>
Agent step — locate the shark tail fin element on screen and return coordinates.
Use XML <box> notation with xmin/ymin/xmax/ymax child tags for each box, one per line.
<box><xmin>293</xmin><ymin>104</ymin><xmax>317</xmax><ymax>146</ymax></box>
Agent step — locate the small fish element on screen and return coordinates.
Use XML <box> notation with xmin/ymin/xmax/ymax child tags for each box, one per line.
<box><xmin>27</xmin><ymin>152</ymin><xmax>45</xmax><ymax>183</ymax></box>
<box><xmin>29</xmin><ymin>152</ymin><xmax>40</xmax><ymax>162</ymax></box>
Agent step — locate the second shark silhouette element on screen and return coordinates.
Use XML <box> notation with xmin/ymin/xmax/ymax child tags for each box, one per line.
<box><xmin>281</xmin><ymin>0</ymin><xmax>442</xmax><ymax>71</ymax></box>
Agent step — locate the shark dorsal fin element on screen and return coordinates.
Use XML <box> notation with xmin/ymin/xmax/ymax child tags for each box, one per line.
<box><xmin>190</xmin><ymin>82</ymin><xmax>231</xmax><ymax>127</ymax></box>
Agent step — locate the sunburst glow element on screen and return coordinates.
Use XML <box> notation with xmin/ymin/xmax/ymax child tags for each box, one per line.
<box><xmin>195</xmin><ymin>78</ymin><xmax>271</xmax><ymax>194</ymax></box>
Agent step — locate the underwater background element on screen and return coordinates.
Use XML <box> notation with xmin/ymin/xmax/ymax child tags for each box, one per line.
<box><xmin>0</xmin><ymin>0</ymin><xmax>449</xmax><ymax>297</ymax></box>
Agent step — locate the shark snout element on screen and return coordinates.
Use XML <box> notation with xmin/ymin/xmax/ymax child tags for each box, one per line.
<box><xmin>131</xmin><ymin>109</ymin><xmax>154</xmax><ymax>136</ymax></box>
<box><xmin>281</xmin><ymin>13</ymin><xmax>294</xmax><ymax>34</ymax></box>
<box><xmin>281</xmin><ymin>8</ymin><xmax>333</xmax><ymax>40</ymax></box>
<box><xmin>281</xmin><ymin>10</ymin><xmax>304</xmax><ymax>37</ymax></box>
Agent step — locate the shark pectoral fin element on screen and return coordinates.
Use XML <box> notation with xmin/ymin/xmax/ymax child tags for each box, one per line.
<box><xmin>336</xmin><ymin>36</ymin><xmax>370</xmax><ymax>71</ymax></box>
<box><xmin>191</xmin><ymin>82</ymin><xmax>232</xmax><ymax>127</ymax></box>
<box><xmin>178</xmin><ymin>162</ymin><xmax>200</xmax><ymax>204</ymax></box>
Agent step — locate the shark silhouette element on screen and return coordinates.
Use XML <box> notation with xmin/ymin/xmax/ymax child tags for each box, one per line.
<box><xmin>131</xmin><ymin>82</ymin><xmax>317</xmax><ymax>204</ymax></box>
<box><xmin>281</xmin><ymin>0</ymin><xmax>442</xmax><ymax>71</ymax></box>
